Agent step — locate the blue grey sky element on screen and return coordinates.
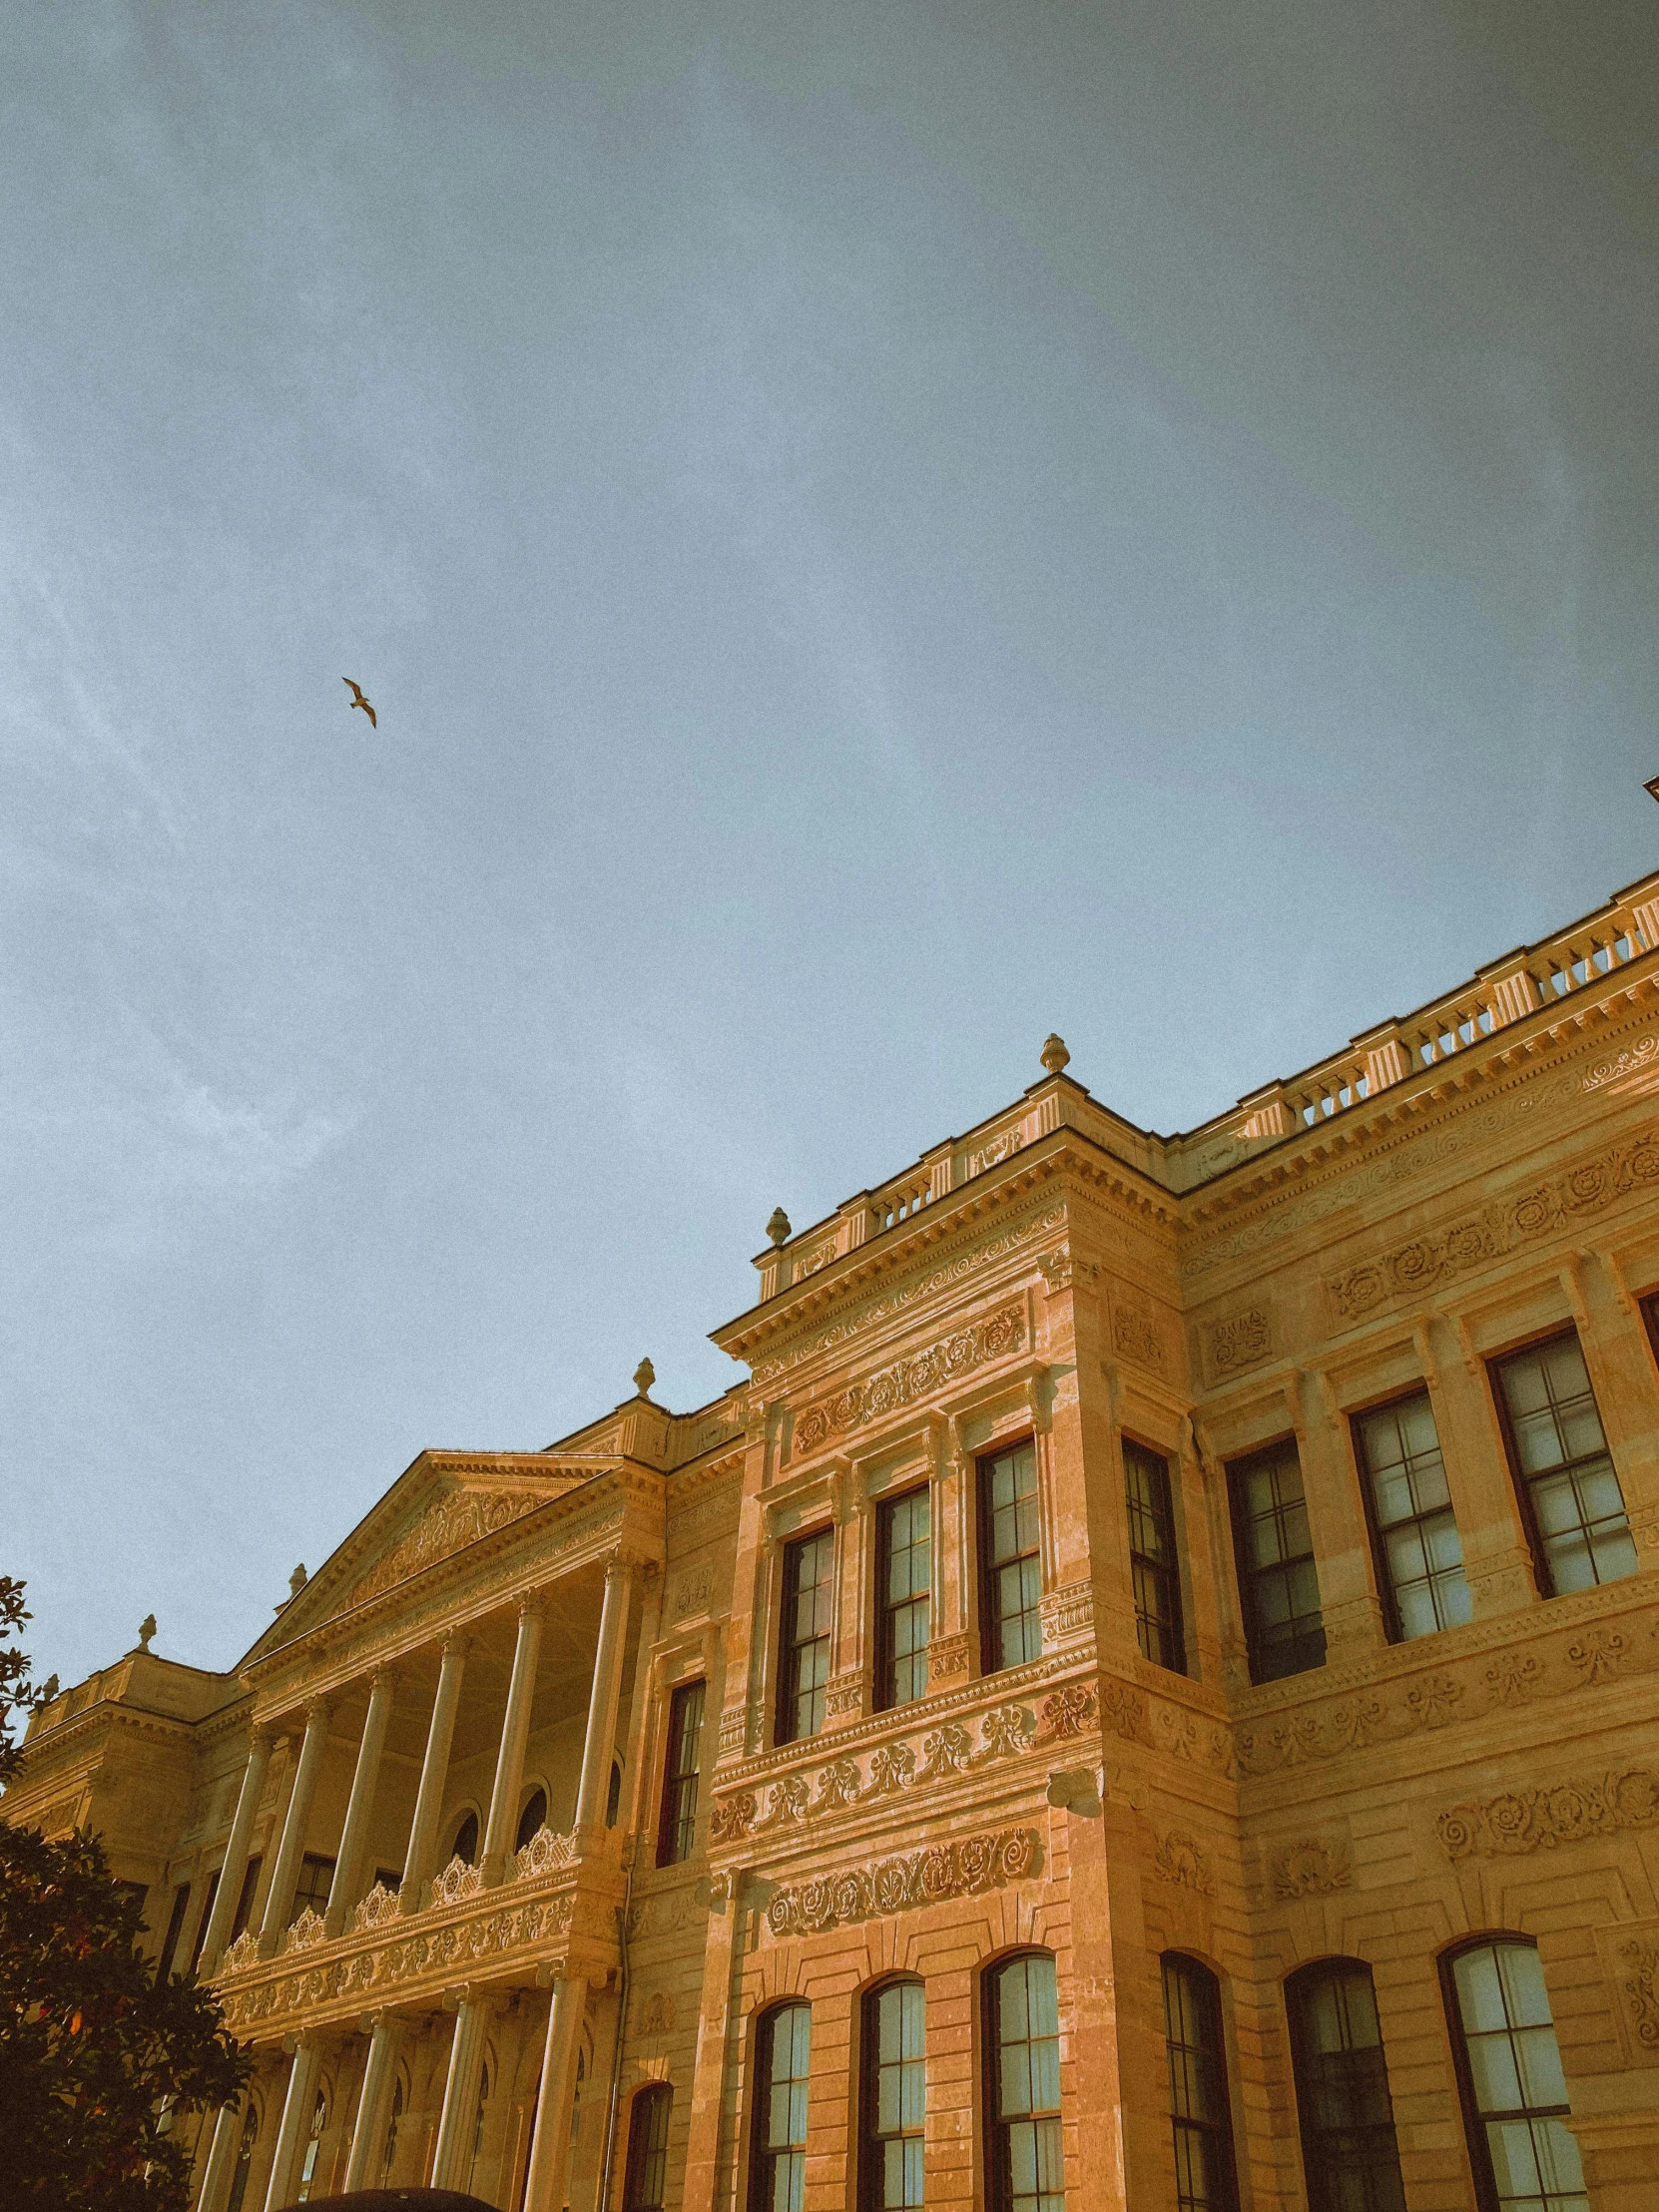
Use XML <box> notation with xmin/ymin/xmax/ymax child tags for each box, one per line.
<box><xmin>5</xmin><ymin>2</ymin><xmax>1658</xmax><ymax>1690</ymax></box>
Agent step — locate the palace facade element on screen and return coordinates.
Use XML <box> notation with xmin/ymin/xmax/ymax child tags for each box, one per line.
<box><xmin>11</xmin><ymin>870</ymin><xmax>1659</xmax><ymax>2212</ymax></box>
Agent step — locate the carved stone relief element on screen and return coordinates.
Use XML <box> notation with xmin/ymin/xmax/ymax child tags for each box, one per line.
<box><xmin>1436</xmin><ymin>1768</ymin><xmax>1659</xmax><ymax>1860</ymax></box>
<box><xmin>792</xmin><ymin>1306</ymin><xmax>1025</xmax><ymax>1457</ymax></box>
<box><xmin>764</xmin><ymin>1826</ymin><xmax>1041</xmax><ymax>1937</ymax></box>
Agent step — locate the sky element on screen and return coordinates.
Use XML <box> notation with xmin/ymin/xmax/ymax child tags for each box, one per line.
<box><xmin>4</xmin><ymin>0</ymin><xmax>1658</xmax><ymax>1693</ymax></box>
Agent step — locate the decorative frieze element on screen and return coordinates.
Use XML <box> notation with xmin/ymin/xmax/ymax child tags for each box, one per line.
<box><xmin>1328</xmin><ymin>1127</ymin><xmax>1659</xmax><ymax>1321</ymax></box>
<box><xmin>764</xmin><ymin>1825</ymin><xmax>1041</xmax><ymax>1938</ymax></box>
<box><xmin>666</xmin><ymin>1565</ymin><xmax>714</xmax><ymax>1623</ymax></box>
<box><xmin>348</xmin><ymin>1488</ymin><xmax>549</xmax><ymax>1606</ymax></box>
<box><xmin>792</xmin><ymin>1306</ymin><xmax>1025</xmax><ymax>1457</ymax></box>
<box><xmin>1111</xmin><ymin>1296</ymin><xmax>1166</xmax><ymax>1374</ymax></box>
<box><xmin>1436</xmin><ymin>1768</ymin><xmax>1659</xmax><ymax>1861</ymax></box>
<box><xmin>928</xmin><ymin>1634</ymin><xmax>972</xmax><ymax>1682</ymax></box>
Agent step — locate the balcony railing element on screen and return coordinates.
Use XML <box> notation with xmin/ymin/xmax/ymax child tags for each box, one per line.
<box><xmin>213</xmin><ymin>1827</ymin><xmax>598</xmax><ymax>2035</ymax></box>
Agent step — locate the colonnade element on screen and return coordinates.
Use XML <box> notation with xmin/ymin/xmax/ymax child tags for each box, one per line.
<box><xmin>195</xmin><ymin>1552</ymin><xmax>638</xmax><ymax>2212</ymax></box>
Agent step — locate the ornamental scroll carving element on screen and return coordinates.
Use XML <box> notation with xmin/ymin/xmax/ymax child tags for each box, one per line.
<box><xmin>792</xmin><ymin>1306</ymin><xmax>1024</xmax><ymax>1457</ymax></box>
<box><xmin>352</xmin><ymin>1882</ymin><xmax>401</xmax><ymax>1932</ymax></box>
<box><xmin>513</xmin><ymin>1827</ymin><xmax>575</xmax><ymax>1881</ymax></box>
<box><xmin>1274</xmin><ymin>1838</ymin><xmax>1353</xmax><ymax>1899</ymax></box>
<box><xmin>765</xmin><ymin>1826</ymin><xmax>1040</xmax><ymax>1938</ymax></box>
<box><xmin>1203</xmin><ymin>1307</ymin><xmax>1273</xmax><ymax>1382</ymax></box>
<box><xmin>1329</xmin><ymin>1128</ymin><xmax>1659</xmax><ymax>1321</ymax></box>
<box><xmin>1619</xmin><ymin>1939</ymin><xmax>1659</xmax><ymax>2050</ymax></box>
<box><xmin>1111</xmin><ymin>1297</ymin><xmax>1166</xmax><ymax>1375</ymax></box>
<box><xmin>349</xmin><ymin>1488</ymin><xmax>546</xmax><ymax>1605</ymax></box>
<box><xmin>1436</xmin><ymin>1768</ymin><xmax>1659</xmax><ymax>1861</ymax></box>
<box><xmin>1152</xmin><ymin>1831</ymin><xmax>1214</xmax><ymax>1895</ymax></box>
<box><xmin>1040</xmin><ymin>1580</ymin><xmax>1094</xmax><ymax>1642</ymax></box>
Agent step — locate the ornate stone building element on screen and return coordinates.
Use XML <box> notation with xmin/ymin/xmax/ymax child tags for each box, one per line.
<box><xmin>10</xmin><ymin>868</ymin><xmax>1659</xmax><ymax>2212</ymax></box>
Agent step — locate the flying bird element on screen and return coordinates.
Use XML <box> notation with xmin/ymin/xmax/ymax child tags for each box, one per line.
<box><xmin>343</xmin><ymin>678</ymin><xmax>377</xmax><ymax>729</ymax></box>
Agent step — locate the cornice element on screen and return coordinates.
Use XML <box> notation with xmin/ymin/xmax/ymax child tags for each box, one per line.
<box><xmin>1177</xmin><ymin>988</ymin><xmax>1659</xmax><ymax>1292</ymax></box>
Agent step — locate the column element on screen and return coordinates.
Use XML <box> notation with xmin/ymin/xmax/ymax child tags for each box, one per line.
<box><xmin>430</xmin><ymin>1997</ymin><xmax>489</xmax><ymax>2189</ymax></box>
<box><xmin>1570</xmin><ymin>1252</ymin><xmax>1659</xmax><ymax>1555</ymax></box>
<box><xmin>401</xmin><ymin>1632</ymin><xmax>468</xmax><ymax>1915</ymax></box>
<box><xmin>573</xmin><ymin>1557</ymin><xmax>635</xmax><ymax>1845</ymax></box>
<box><xmin>342</xmin><ymin>2012</ymin><xmax>403</xmax><ymax>2191</ymax></box>
<box><xmin>522</xmin><ymin>1974</ymin><xmax>589</xmax><ymax>2212</ymax></box>
<box><xmin>1300</xmin><ymin>1370</ymin><xmax>1386</xmax><ymax>1657</ymax></box>
<box><xmin>481</xmin><ymin>1595</ymin><xmax>544</xmax><ymax>1886</ymax></box>
<box><xmin>262</xmin><ymin>2036</ymin><xmax>321</xmax><ymax>2212</ymax></box>
<box><xmin>680</xmin><ymin>1880</ymin><xmax>741</xmax><ymax>2212</ymax></box>
<box><xmin>193</xmin><ymin>2102</ymin><xmax>243</xmax><ymax>2212</ymax></box>
<box><xmin>197</xmin><ymin>1727</ymin><xmax>274</xmax><ymax>1974</ymax></box>
<box><xmin>259</xmin><ymin>1703</ymin><xmax>331</xmax><ymax>1952</ymax></box>
<box><xmin>325</xmin><ymin>1668</ymin><xmax>396</xmax><ymax>1936</ymax></box>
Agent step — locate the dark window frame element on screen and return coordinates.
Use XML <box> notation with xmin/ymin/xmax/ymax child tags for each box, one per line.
<box><xmin>1162</xmin><ymin>1951</ymin><xmax>1240</xmax><ymax>2212</ymax></box>
<box><xmin>977</xmin><ymin>1436</ymin><xmax>1044</xmax><ymax>1678</ymax></box>
<box><xmin>776</xmin><ymin>1525</ymin><xmax>836</xmax><ymax>1746</ymax></box>
<box><xmin>623</xmin><ymin>2082</ymin><xmax>673</xmax><ymax>2212</ymax></box>
<box><xmin>859</xmin><ymin>1975</ymin><xmax>926</xmax><ymax>2212</ymax></box>
<box><xmin>982</xmin><ymin>1946</ymin><xmax>1064</xmax><ymax>2212</ymax></box>
<box><xmin>1122</xmin><ymin>1436</ymin><xmax>1187</xmax><ymax>1675</ymax></box>
<box><xmin>656</xmin><ymin>1677</ymin><xmax>707</xmax><ymax>1868</ymax></box>
<box><xmin>1225</xmin><ymin>1435</ymin><xmax>1327</xmax><ymax>1685</ymax></box>
<box><xmin>1350</xmin><ymin>1386</ymin><xmax>1470</xmax><ymax>1643</ymax></box>
<box><xmin>156</xmin><ymin>1882</ymin><xmax>192</xmax><ymax>1983</ymax></box>
<box><xmin>229</xmin><ymin>1856</ymin><xmax>262</xmax><ymax>1943</ymax></box>
<box><xmin>875</xmin><ymin>1486</ymin><xmax>932</xmax><ymax>1712</ymax></box>
<box><xmin>1489</xmin><ymin>1326</ymin><xmax>1634</xmax><ymax>1599</ymax></box>
<box><xmin>188</xmin><ymin>1870</ymin><xmax>221</xmax><ymax>1976</ymax></box>
<box><xmin>748</xmin><ymin>2000</ymin><xmax>812</xmax><ymax>2212</ymax></box>
<box><xmin>1285</xmin><ymin>1956</ymin><xmax>1407</xmax><ymax>2212</ymax></box>
<box><xmin>289</xmin><ymin>1853</ymin><xmax>335</xmax><ymax>1928</ymax></box>
<box><xmin>1438</xmin><ymin>1934</ymin><xmax>1586</xmax><ymax>2212</ymax></box>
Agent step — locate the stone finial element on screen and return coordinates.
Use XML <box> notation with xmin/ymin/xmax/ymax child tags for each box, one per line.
<box><xmin>766</xmin><ymin>1207</ymin><xmax>792</xmax><ymax>1248</ymax></box>
<box><xmin>288</xmin><ymin>1563</ymin><xmax>308</xmax><ymax>1600</ymax></box>
<box><xmin>137</xmin><ymin>1614</ymin><xmax>157</xmax><ymax>1654</ymax></box>
<box><xmin>634</xmin><ymin>1357</ymin><xmax>656</xmax><ymax>1400</ymax></box>
<box><xmin>1040</xmin><ymin>1033</ymin><xmax>1071</xmax><ymax>1075</ymax></box>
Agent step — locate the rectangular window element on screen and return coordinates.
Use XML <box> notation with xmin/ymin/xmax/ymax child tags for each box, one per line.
<box><xmin>289</xmin><ymin>1853</ymin><xmax>335</xmax><ymax>1927</ymax></box>
<box><xmin>230</xmin><ymin>1856</ymin><xmax>262</xmax><ymax>1942</ymax></box>
<box><xmin>1354</xmin><ymin>1390</ymin><xmax>1471</xmax><ymax>1639</ymax></box>
<box><xmin>876</xmin><ymin>1489</ymin><xmax>932</xmax><ymax>1710</ymax></box>
<box><xmin>1442</xmin><ymin>1938</ymin><xmax>1587</xmax><ymax>2212</ymax></box>
<box><xmin>980</xmin><ymin>1440</ymin><xmax>1043</xmax><ymax>1674</ymax></box>
<box><xmin>751</xmin><ymin>2003</ymin><xmax>812</xmax><ymax>2212</ymax></box>
<box><xmin>1124</xmin><ymin>1440</ymin><xmax>1187</xmax><ymax>1673</ymax></box>
<box><xmin>657</xmin><ymin>1678</ymin><xmax>707</xmax><ymax>1867</ymax></box>
<box><xmin>156</xmin><ymin>1882</ymin><xmax>192</xmax><ymax>1982</ymax></box>
<box><xmin>1163</xmin><ymin>1953</ymin><xmax>1239</xmax><ymax>2212</ymax></box>
<box><xmin>778</xmin><ymin>1529</ymin><xmax>835</xmax><ymax>1745</ymax></box>
<box><xmin>1492</xmin><ymin>1332</ymin><xmax>1636</xmax><ymax>1596</ymax></box>
<box><xmin>861</xmin><ymin>1979</ymin><xmax>925</xmax><ymax>2211</ymax></box>
<box><xmin>188</xmin><ymin>1871</ymin><xmax>220</xmax><ymax>1976</ymax></box>
<box><xmin>1226</xmin><ymin>1439</ymin><xmax>1326</xmax><ymax>1685</ymax></box>
<box><xmin>1286</xmin><ymin>1959</ymin><xmax>1406</xmax><ymax>2212</ymax></box>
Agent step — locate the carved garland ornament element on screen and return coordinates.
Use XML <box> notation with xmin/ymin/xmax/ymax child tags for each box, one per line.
<box><xmin>1274</xmin><ymin>1838</ymin><xmax>1352</xmax><ymax>1899</ymax></box>
<box><xmin>765</xmin><ymin>1826</ymin><xmax>1041</xmax><ymax>1938</ymax></box>
<box><xmin>791</xmin><ymin>1306</ymin><xmax>1025</xmax><ymax>1456</ymax></box>
<box><xmin>1436</xmin><ymin>1768</ymin><xmax>1659</xmax><ymax>1861</ymax></box>
<box><xmin>1329</xmin><ymin>1128</ymin><xmax>1659</xmax><ymax>1321</ymax></box>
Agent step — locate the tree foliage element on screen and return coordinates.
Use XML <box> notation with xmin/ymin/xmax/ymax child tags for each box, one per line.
<box><xmin>0</xmin><ymin>1578</ymin><xmax>251</xmax><ymax>2211</ymax></box>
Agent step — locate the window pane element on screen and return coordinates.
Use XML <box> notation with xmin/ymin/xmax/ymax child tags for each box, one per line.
<box><xmin>1288</xmin><ymin>1961</ymin><xmax>1405</xmax><ymax>2212</ymax></box>
<box><xmin>1496</xmin><ymin>1337</ymin><xmax>1633</xmax><ymax>1599</ymax></box>
<box><xmin>991</xmin><ymin>1955</ymin><xmax>1063</xmax><ymax>2212</ymax></box>
<box><xmin>1228</xmin><ymin>1443</ymin><xmax>1325</xmax><ymax>1684</ymax></box>
<box><xmin>1448</xmin><ymin>1941</ymin><xmax>1586</xmax><ymax>2211</ymax></box>
<box><xmin>1163</xmin><ymin>1955</ymin><xmax>1238</xmax><ymax>2212</ymax></box>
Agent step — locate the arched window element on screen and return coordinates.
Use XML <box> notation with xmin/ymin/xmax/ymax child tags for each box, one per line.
<box><xmin>294</xmin><ymin>2085</ymin><xmax>329</xmax><ymax>2202</ymax></box>
<box><xmin>1440</xmin><ymin>1937</ymin><xmax>1587</xmax><ymax>2212</ymax></box>
<box><xmin>379</xmin><ymin>2074</ymin><xmax>404</xmax><ymax>2186</ymax></box>
<box><xmin>570</xmin><ymin>2044</ymin><xmax>586</xmax><ymax>2148</ymax></box>
<box><xmin>1285</xmin><ymin>1959</ymin><xmax>1405</xmax><ymax>2211</ymax></box>
<box><xmin>607</xmin><ymin>1759</ymin><xmax>624</xmax><ymax>1828</ymax></box>
<box><xmin>226</xmin><ymin>2102</ymin><xmax>260</xmax><ymax>2212</ymax></box>
<box><xmin>985</xmin><ymin>1951</ymin><xmax>1063</xmax><ymax>2212</ymax></box>
<box><xmin>515</xmin><ymin>1787</ymin><xmax>548</xmax><ymax>1853</ymax></box>
<box><xmin>450</xmin><ymin>1809</ymin><xmax>480</xmax><ymax>1866</ymax></box>
<box><xmin>1162</xmin><ymin>1954</ymin><xmax>1238</xmax><ymax>2212</ymax></box>
<box><xmin>861</xmin><ymin>1977</ymin><xmax>924</xmax><ymax>2211</ymax></box>
<box><xmin>750</xmin><ymin>2002</ymin><xmax>811</xmax><ymax>2212</ymax></box>
<box><xmin>623</xmin><ymin>2083</ymin><xmax>673</xmax><ymax>2212</ymax></box>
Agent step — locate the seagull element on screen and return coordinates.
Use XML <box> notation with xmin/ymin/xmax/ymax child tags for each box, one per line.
<box><xmin>343</xmin><ymin>678</ymin><xmax>377</xmax><ymax>729</ymax></box>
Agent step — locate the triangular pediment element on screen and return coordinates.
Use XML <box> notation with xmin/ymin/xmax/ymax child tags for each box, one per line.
<box><xmin>239</xmin><ymin>1450</ymin><xmax>613</xmax><ymax>1661</ymax></box>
